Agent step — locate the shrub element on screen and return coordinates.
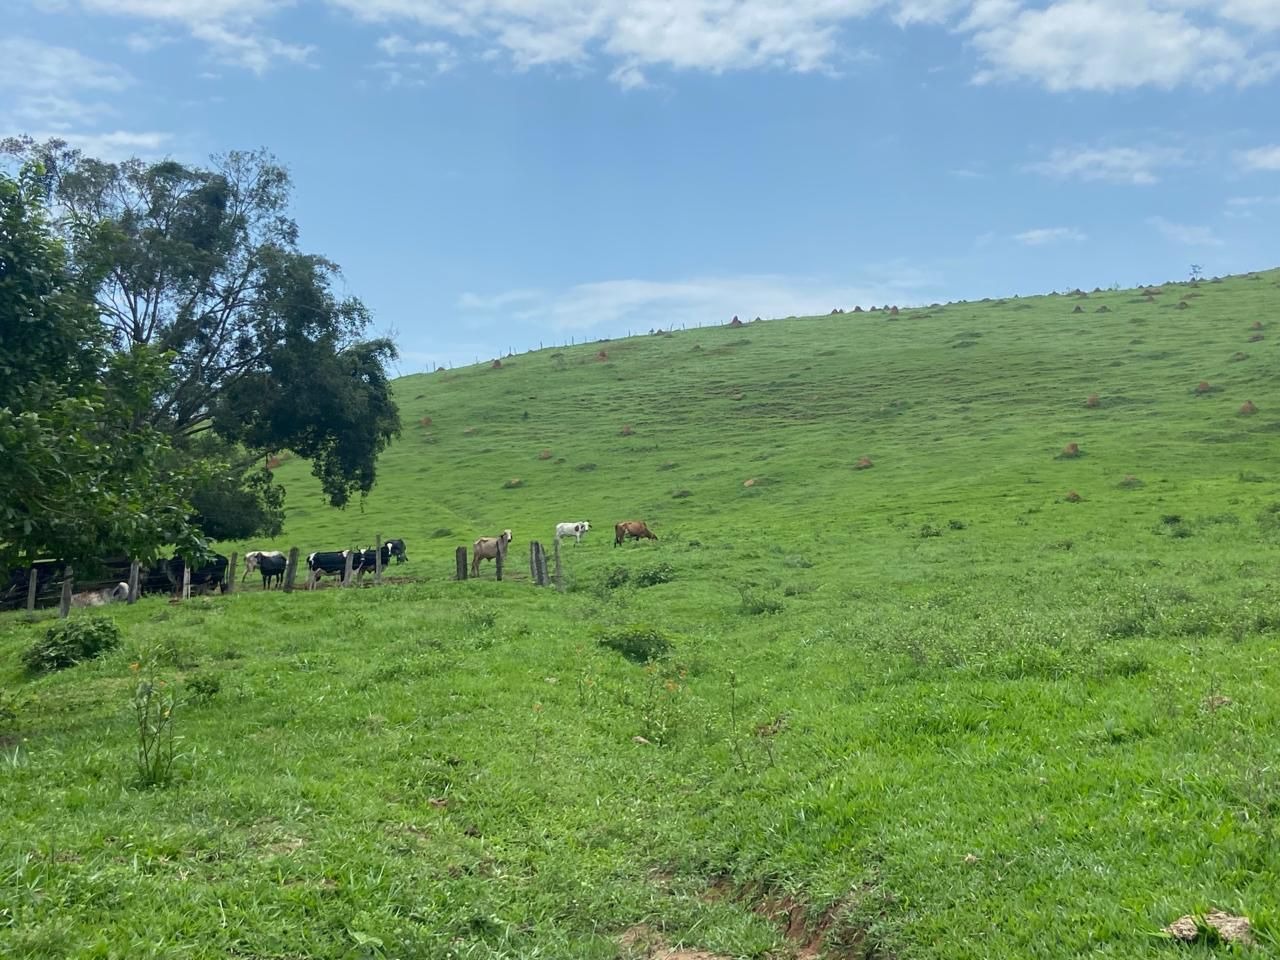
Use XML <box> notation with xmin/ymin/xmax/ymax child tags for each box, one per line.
<box><xmin>672</xmin><ymin>489</ymin><xmax>693</xmax><ymax>499</ymax></box>
<box><xmin>23</xmin><ymin>618</ymin><xmax>122</xmax><ymax>673</ymax></box>
<box><xmin>418</xmin><ymin>416</ymin><xmax>432</xmax><ymax>427</ymax></box>
<box><xmin>537</xmin><ymin>449</ymin><xmax>553</xmax><ymax>460</ymax></box>
<box><xmin>1118</xmin><ymin>474</ymin><xmax>1144</xmax><ymax>489</ymax></box>
<box><xmin>503</xmin><ymin>477</ymin><xmax>524</xmax><ymax>489</ymax></box>
<box><xmin>132</xmin><ymin>663</ymin><xmax>179</xmax><ymax>788</ymax></box>
<box><xmin>1084</xmin><ymin>394</ymin><xmax>1101</xmax><ymax>408</ymax></box>
<box><xmin>185</xmin><ymin>673</ymin><xmax>221</xmax><ymax>705</ymax></box>
<box><xmin>854</xmin><ymin>456</ymin><xmax>874</xmax><ymax>470</ymax></box>
<box><xmin>739</xmin><ymin>588</ymin><xmax>784</xmax><ymax>616</ymax></box>
<box><xmin>657</xmin><ymin>461</ymin><xmax>677</xmax><ymax>471</ymax></box>
<box><xmin>1240</xmin><ymin>400</ymin><xmax>1258</xmax><ymax>415</ymax></box>
<box><xmin>620</xmin><ymin>424</ymin><xmax>634</xmax><ymax>436</ymax></box>
<box><xmin>919</xmin><ymin>523</ymin><xmax>943</xmax><ymax>538</ymax></box>
<box><xmin>1248</xmin><ymin>333</ymin><xmax>1265</xmax><ymax>343</ymax></box>
<box><xmin>1194</xmin><ymin>381</ymin><xmax>1213</xmax><ymax>394</ymax></box>
<box><xmin>1064</xmin><ymin>491</ymin><xmax>1082</xmax><ymax>503</ymax></box>
<box><xmin>575</xmin><ymin>462</ymin><xmax>598</xmax><ymax>472</ymax></box>
<box><xmin>1230</xmin><ymin>351</ymin><xmax>1249</xmax><ymax>362</ymax></box>
<box><xmin>600</xmin><ymin>624</ymin><xmax>672</xmax><ymax>663</ymax></box>
<box><xmin>0</xmin><ymin>691</ymin><xmax>18</xmax><ymax>731</ymax></box>
<box><xmin>1058</xmin><ymin>442</ymin><xmax>1081</xmax><ymax>459</ymax></box>
<box><xmin>603</xmin><ymin>567</ymin><xmax>631</xmax><ymax>589</ymax></box>
<box><xmin>634</xmin><ymin>563</ymin><xmax>676</xmax><ymax>588</ymax></box>
<box><xmin>948</xmin><ymin>519</ymin><xmax>967</xmax><ymax>530</ymax></box>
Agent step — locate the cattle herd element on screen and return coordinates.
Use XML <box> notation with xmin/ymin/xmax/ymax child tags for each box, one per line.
<box><xmin>2</xmin><ymin>522</ymin><xmax>658</xmax><ymax>612</ymax></box>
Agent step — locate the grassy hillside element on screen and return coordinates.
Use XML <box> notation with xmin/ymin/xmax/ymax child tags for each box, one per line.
<box><xmin>3</xmin><ymin>270</ymin><xmax>1280</xmax><ymax>959</ymax></box>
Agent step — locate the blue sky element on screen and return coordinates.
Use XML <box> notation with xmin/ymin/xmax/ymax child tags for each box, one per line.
<box><xmin>5</xmin><ymin>1</ymin><xmax>1280</xmax><ymax>370</ymax></box>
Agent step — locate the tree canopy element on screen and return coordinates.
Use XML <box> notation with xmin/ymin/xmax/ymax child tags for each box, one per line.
<box><xmin>0</xmin><ymin>165</ymin><xmax>204</xmax><ymax>570</ymax></box>
<box><xmin>4</xmin><ymin>138</ymin><xmax>401</xmax><ymax>517</ymax></box>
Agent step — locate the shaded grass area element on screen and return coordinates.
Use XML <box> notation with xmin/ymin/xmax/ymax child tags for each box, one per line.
<box><xmin>3</xmin><ymin>269</ymin><xmax>1280</xmax><ymax>958</ymax></box>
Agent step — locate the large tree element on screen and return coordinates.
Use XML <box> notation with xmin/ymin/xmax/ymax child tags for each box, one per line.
<box><xmin>0</xmin><ymin>165</ymin><xmax>204</xmax><ymax>571</ymax></box>
<box><xmin>4</xmin><ymin>138</ymin><xmax>401</xmax><ymax>513</ymax></box>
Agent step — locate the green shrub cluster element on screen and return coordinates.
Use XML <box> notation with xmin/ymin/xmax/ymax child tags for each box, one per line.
<box><xmin>23</xmin><ymin>618</ymin><xmax>122</xmax><ymax>673</ymax></box>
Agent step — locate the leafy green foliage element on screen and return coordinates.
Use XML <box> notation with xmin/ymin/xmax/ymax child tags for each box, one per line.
<box><xmin>4</xmin><ymin>139</ymin><xmax>401</xmax><ymax>515</ymax></box>
<box><xmin>632</xmin><ymin>562</ymin><xmax>676</xmax><ymax>588</ymax></box>
<box><xmin>22</xmin><ymin>617</ymin><xmax>121</xmax><ymax>673</ymax></box>
<box><xmin>132</xmin><ymin>662</ymin><xmax>179</xmax><ymax>788</ymax></box>
<box><xmin>599</xmin><ymin>624</ymin><xmax>673</xmax><ymax>663</ymax></box>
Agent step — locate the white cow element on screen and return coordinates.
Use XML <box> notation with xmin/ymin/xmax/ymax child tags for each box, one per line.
<box><xmin>471</xmin><ymin>530</ymin><xmax>513</xmax><ymax>577</ymax></box>
<box><xmin>554</xmin><ymin>521</ymin><xmax>591</xmax><ymax>545</ymax></box>
<box><xmin>70</xmin><ymin>582</ymin><xmax>129</xmax><ymax>608</ymax></box>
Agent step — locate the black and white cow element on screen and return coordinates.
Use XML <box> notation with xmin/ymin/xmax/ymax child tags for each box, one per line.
<box><xmin>163</xmin><ymin>554</ymin><xmax>230</xmax><ymax>595</ymax></box>
<box><xmin>243</xmin><ymin>550</ymin><xmax>288</xmax><ymax>590</ymax></box>
<box><xmin>353</xmin><ymin>544</ymin><xmax>393</xmax><ymax>583</ymax></box>
<box><xmin>306</xmin><ymin>550</ymin><xmax>362</xmax><ymax>589</ymax></box>
<box><xmin>384</xmin><ymin>539</ymin><xmax>408</xmax><ymax>564</ymax></box>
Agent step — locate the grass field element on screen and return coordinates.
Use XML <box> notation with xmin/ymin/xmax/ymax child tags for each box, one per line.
<box><xmin>3</xmin><ymin>270</ymin><xmax>1280</xmax><ymax>959</ymax></box>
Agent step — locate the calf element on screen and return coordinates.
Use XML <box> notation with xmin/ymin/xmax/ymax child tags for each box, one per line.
<box><xmin>554</xmin><ymin>521</ymin><xmax>591</xmax><ymax>545</ymax></box>
<box><xmin>306</xmin><ymin>550</ymin><xmax>361</xmax><ymax>589</ymax></box>
<box><xmin>614</xmin><ymin>520</ymin><xmax>658</xmax><ymax>546</ymax></box>
<box><xmin>70</xmin><ymin>582</ymin><xmax>129</xmax><ymax>608</ymax></box>
<box><xmin>243</xmin><ymin>550</ymin><xmax>288</xmax><ymax>590</ymax></box>
<box><xmin>471</xmin><ymin>529</ymin><xmax>513</xmax><ymax>577</ymax></box>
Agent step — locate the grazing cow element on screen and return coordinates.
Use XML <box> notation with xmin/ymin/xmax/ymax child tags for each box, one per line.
<box><xmin>384</xmin><ymin>539</ymin><xmax>408</xmax><ymax>563</ymax></box>
<box><xmin>354</xmin><ymin>544</ymin><xmax>393</xmax><ymax>583</ymax></box>
<box><xmin>614</xmin><ymin>520</ymin><xmax>658</xmax><ymax>547</ymax></box>
<box><xmin>554</xmin><ymin>521</ymin><xmax>591</xmax><ymax>545</ymax></box>
<box><xmin>163</xmin><ymin>554</ymin><xmax>230</xmax><ymax>595</ymax></box>
<box><xmin>471</xmin><ymin>529</ymin><xmax>513</xmax><ymax>577</ymax></box>
<box><xmin>306</xmin><ymin>550</ymin><xmax>361</xmax><ymax>589</ymax></box>
<box><xmin>70</xmin><ymin>582</ymin><xmax>129</xmax><ymax>608</ymax></box>
<box><xmin>243</xmin><ymin>550</ymin><xmax>288</xmax><ymax>590</ymax></box>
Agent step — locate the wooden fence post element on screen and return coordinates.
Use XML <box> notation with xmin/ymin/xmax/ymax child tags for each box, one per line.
<box><xmin>58</xmin><ymin>566</ymin><xmax>73</xmax><ymax>618</ymax></box>
<box><xmin>26</xmin><ymin>568</ymin><xmax>39</xmax><ymax>613</ymax></box>
<box><xmin>553</xmin><ymin>538</ymin><xmax>563</xmax><ymax>592</ymax></box>
<box><xmin>529</xmin><ymin>541</ymin><xmax>548</xmax><ymax>587</ymax></box>
<box><xmin>226</xmin><ymin>553</ymin><xmax>238</xmax><ymax>594</ymax></box>
<box><xmin>181</xmin><ymin>564</ymin><xmax>191</xmax><ymax>600</ymax></box>
<box><xmin>283</xmin><ymin>547</ymin><xmax>300</xmax><ymax>592</ymax></box>
<box><xmin>127</xmin><ymin>561</ymin><xmax>140</xmax><ymax>604</ymax></box>
<box><xmin>456</xmin><ymin>546</ymin><xmax>468</xmax><ymax>581</ymax></box>
<box><xmin>342</xmin><ymin>551</ymin><xmax>354</xmax><ymax>587</ymax></box>
<box><xmin>495</xmin><ymin>549</ymin><xmax>504</xmax><ymax>582</ymax></box>
<box><xmin>374</xmin><ymin>532</ymin><xmax>383</xmax><ymax>585</ymax></box>
<box><xmin>529</xmin><ymin>541</ymin><xmax>538</xmax><ymax>583</ymax></box>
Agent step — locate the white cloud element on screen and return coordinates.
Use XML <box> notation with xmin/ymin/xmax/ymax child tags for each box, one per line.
<box><xmin>1148</xmin><ymin>216</ymin><xmax>1224</xmax><ymax>247</ymax></box>
<box><xmin>1014</xmin><ymin>227</ymin><xmax>1087</xmax><ymax>246</ymax></box>
<box><xmin>25</xmin><ymin>129</ymin><xmax>173</xmax><ymax>159</ymax></box>
<box><xmin>1027</xmin><ymin>146</ymin><xmax>1183</xmax><ymax>185</ymax></box>
<box><xmin>457</xmin><ymin>269</ymin><xmax>938</xmax><ymax>334</ymax></box>
<box><xmin>0</xmin><ymin>36</ymin><xmax>130</xmax><ymax>95</ymax></box>
<box><xmin>1237</xmin><ymin>144</ymin><xmax>1280</xmax><ymax>171</ymax></box>
<box><xmin>965</xmin><ymin>0</ymin><xmax>1277</xmax><ymax>91</ymax></box>
<box><xmin>376</xmin><ymin>33</ymin><xmax>458</xmax><ymax>75</ymax></box>
<box><xmin>189</xmin><ymin>22</ymin><xmax>313</xmax><ymax>72</ymax></box>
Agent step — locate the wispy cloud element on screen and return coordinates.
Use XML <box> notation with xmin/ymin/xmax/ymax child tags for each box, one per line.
<box><xmin>1148</xmin><ymin>216</ymin><xmax>1224</xmax><ymax>247</ymax></box>
<box><xmin>1237</xmin><ymin>144</ymin><xmax>1280</xmax><ymax>171</ymax></box>
<box><xmin>1014</xmin><ymin>226</ymin><xmax>1087</xmax><ymax>246</ymax></box>
<box><xmin>457</xmin><ymin>269</ymin><xmax>939</xmax><ymax>334</ymax></box>
<box><xmin>1026</xmin><ymin>145</ymin><xmax>1183</xmax><ymax>185</ymax></box>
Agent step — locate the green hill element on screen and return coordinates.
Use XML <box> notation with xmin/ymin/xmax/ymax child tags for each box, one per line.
<box><xmin>3</xmin><ymin>269</ymin><xmax>1279</xmax><ymax>959</ymax></box>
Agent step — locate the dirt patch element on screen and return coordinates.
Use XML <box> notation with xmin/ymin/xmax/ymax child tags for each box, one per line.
<box><xmin>854</xmin><ymin>457</ymin><xmax>874</xmax><ymax>470</ymax></box>
<box><xmin>1084</xmin><ymin>394</ymin><xmax>1101</xmax><ymax>408</ymax></box>
<box><xmin>1240</xmin><ymin>400</ymin><xmax>1258</xmax><ymax>416</ymax></box>
<box><xmin>618</xmin><ymin>925</ymin><xmax>730</xmax><ymax>960</ymax></box>
<box><xmin>698</xmin><ymin>877</ymin><xmax>879</xmax><ymax>959</ymax></box>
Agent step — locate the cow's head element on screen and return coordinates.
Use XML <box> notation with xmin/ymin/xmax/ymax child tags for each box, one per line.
<box><xmin>580</xmin><ymin>521</ymin><xmax>591</xmax><ymax>532</ymax></box>
<box><xmin>501</xmin><ymin>529</ymin><xmax>513</xmax><ymax>544</ymax></box>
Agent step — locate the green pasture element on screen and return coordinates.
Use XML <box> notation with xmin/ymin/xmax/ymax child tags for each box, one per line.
<box><xmin>3</xmin><ymin>271</ymin><xmax>1279</xmax><ymax>958</ymax></box>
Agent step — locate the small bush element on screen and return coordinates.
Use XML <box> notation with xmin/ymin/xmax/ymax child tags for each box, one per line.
<box><xmin>1230</xmin><ymin>351</ymin><xmax>1249</xmax><ymax>362</ymax></box>
<box><xmin>783</xmin><ymin>555</ymin><xmax>814</xmax><ymax>569</ymax></box>
<box><xmin>1248</xmin><ymin>333</ymin><xmax>1264</xmax><ymax>343</ymax></box>
<box><xmin>634</xmin><ymin>563</ymin><xmax>676</xmax><ymax>588</ymax></box>
<box><xmin>854</xmin><ymin>456</ymin><xmax>874</xmax><ymax>470</ymax></box>
<box><xmin>919</xmin><ymin>523</ymin><xmax>943</xmax><ymax>538</ymax></box>
<box><xmin>185</xmin><ymin>673</ymin><xmax>221</xmax><ymax>705</ymax></box>
<box><xmin>1064</xmin><ymin>490</ymin><xmax>1082</xmax><ymax>503</ymax></box>
<box><xmin>132</xmin><ymin>664</ymin><xmax>179</xmax><ymax>788</ymax></box>
<box><xmin>948</xmin><ymin>519</ymin><xmax>967</xmax><ymax>530</ymax></box>
<box><xmin>537</xmin><ymin>449</ymin><xmax>553</xmax><ymax>460</ymax></box>
<box><xmin>503</xmin><ymin>477</ymin><xmax>524</xmax><ymax>489</ymax></box>
<box><xmin>432</xmin><ymin>527</ymin><xmax>454</xmax><ymax>538</ymax></box>
<box><xmin>739</xmin><ymin>588</ymin><xmax>784</xmax><ymax>616</ymax></box>
<box><xmin>658</xmin><ymin>461</ymin><xmax>677</xmax><ymax>471</ymax></box>
<box><xmin>672</xmin><ymin>489</ymin><xmax>693</xmax><ymax>499</ymax></box>
<box><xmin>1194</xmin><ymin>381</ymin><xmax>1213</xmax><ymax>394</ymax></box>
<box><xmin>620</xmin><ymin>424</ymin><xmax>634</xmax><ymax>436</ymax></box>
<box><xmin>1240</xmin><ymin>400</ymin><xmax>1258</xmax><ymax>416</ymax></box>
<box><xmin>600</xmin><ymin>625</ymin><xmax>672</xmax><ymax>663</ymax></box>
<box><xmin>604</xmin><ymin>567</ymin><xmax>631</xmax><ymax>589</ymax></box>
<box><xmin>1118</xmin><ymin>474</ymin><xmax>1144</xmax><ymax>489</ymax></box>
<box><xmin>1084</xmin><ymin>394</ymin><xmax>1100</xmax><ymax>408</ymax></box>
<box><xmin>1058</xmin><ymin>442</ymin><xmax>1081</xmax><ymax>459</ymax></box>
<box><xmin>575</xmin><ymin>462</ymin><xmax>598</xmax><ymax>473</ymax></box>
<box><xmin>23</xmin><ymin>618</ymin><xmax>122</xmax><ymax>673</ymax></box>
<box><xmin>0</xmin><ymin>691</ymin><xmax>18</xmax><ymax>731</ymax></box>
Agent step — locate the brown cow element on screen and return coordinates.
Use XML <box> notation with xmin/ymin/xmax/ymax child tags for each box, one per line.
<box><xmin>614</xmin><ymin>520</ymin><xmax>657</xmax><ymax>547</ymax></box>
<box><xmin>471</xmin><ymin>529</ymin><xmax>513</xmax><ymax>576</ymax></box>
